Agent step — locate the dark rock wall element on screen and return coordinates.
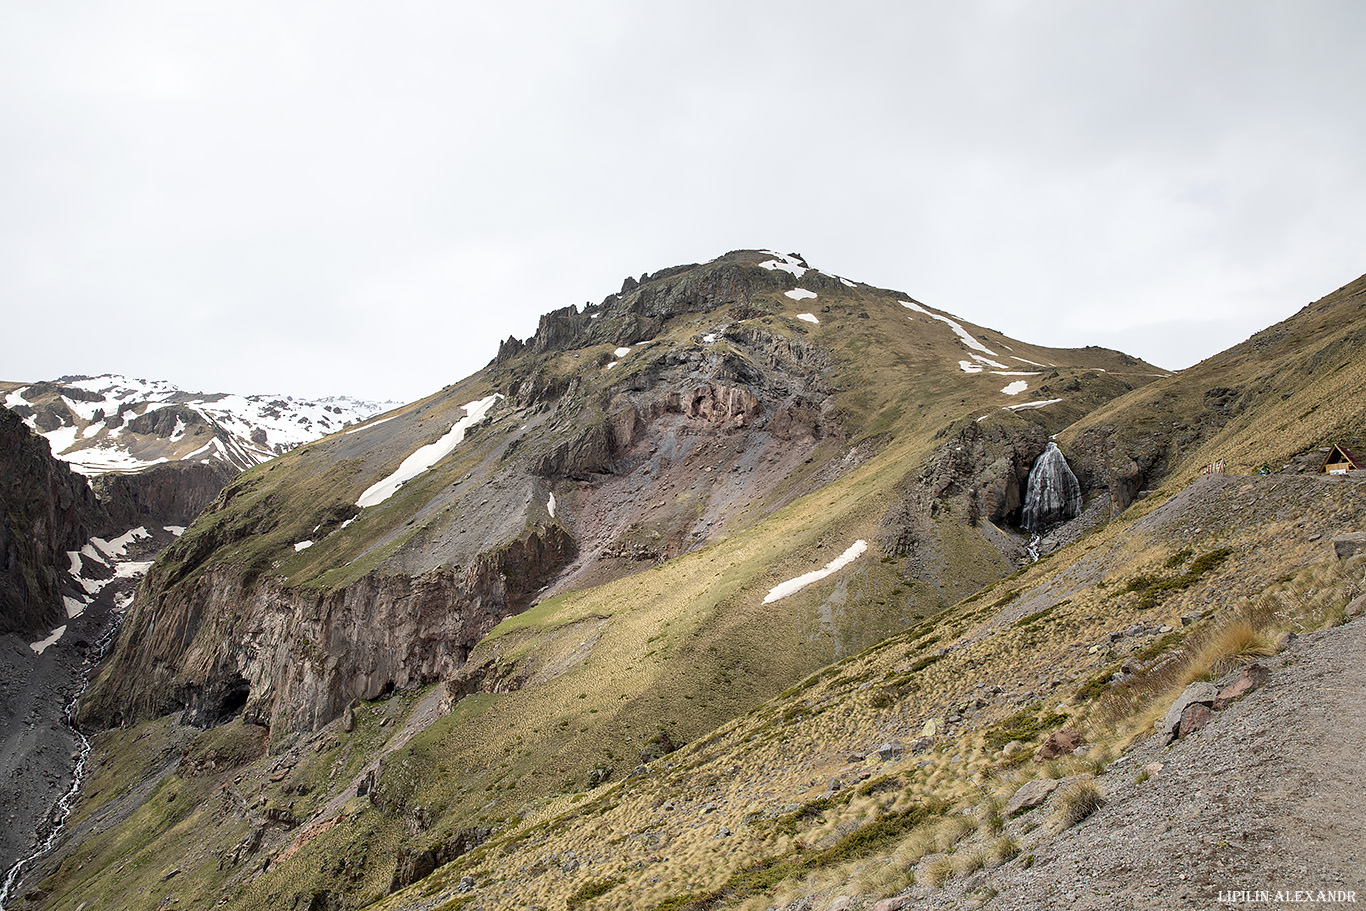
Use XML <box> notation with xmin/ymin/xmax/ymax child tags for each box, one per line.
<box><xmin>92</xmin><ymin>461</ymin><xmax>236</xmax><ymax>530</ymax></box>
<box><xmin>0</xmin><ymin>408</ymin><xmax>104</xmax><ymax>636</ymax></box>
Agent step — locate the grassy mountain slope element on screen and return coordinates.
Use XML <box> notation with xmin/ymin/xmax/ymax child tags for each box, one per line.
<box><xmin>28</xmin><ymin>250</ymin><xmax>1188</xmax><ymax>910</ymax></box>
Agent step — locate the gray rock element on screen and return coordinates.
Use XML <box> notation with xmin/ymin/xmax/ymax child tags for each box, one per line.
<box><xmin>1158</xmin><ymin>682</ymin><xmax>1219</xmax><ymax>738</ymax></box>
<box><xmin>1332</xmin><ymin>532</ymin><xmax>1366</xmax><ymax>560</ymax></box>
<box><xmin>1346</xmin><ymin>594</ymin><xmax>1366</xmax><ymax>619</ymax></box>
<box><xmin>1006</xmin><ymin>777</ymin><xmax>1060</xmax><ymax>815</ymax></box>
<box><xmin>878</xmin><ymin>739</ymin><xmax>906</xmax><ymax>761</ymax></box>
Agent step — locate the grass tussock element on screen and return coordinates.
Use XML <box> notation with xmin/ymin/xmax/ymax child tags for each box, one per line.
<box><xmin>991</xmin><ymin>835</ymin><xmax>1021</xmax><ymax>865</ymax></box>
<box><xmin>1183</xmin><ymin>616</ymin><xmax>1277</xmax><ymax>682</ymax></box>
<box><xmin>923</xmin><ymin>855</ymin><xmax>956</xmax><ymax>888</ymax></box>
<box><xmin>1051</xmin><ymin>780</ymin><xmax>1104</xmax><ymax>830</ymax></box>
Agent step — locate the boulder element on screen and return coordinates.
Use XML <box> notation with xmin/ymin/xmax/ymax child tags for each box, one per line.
<box><xmin>1332</xmin><ymin>532</ymin><xmax>1366</xmax><ymax>560</ymax></box>
<box><xmin>1177</xmin><ymin>703</ymin><xmax>1212</xmax><ymax>738</ymax></box>
<box><xmin>1006</xmin><ymin>777</ymin><xmax>1059</xmax><ymax>816</ymax></box>
<box><xmin>1214</xmin><ymin>663</ymin><xmax>1270</xmax><ymax>710</ymax></box>
<box><xmin>878</xmin><ymin>739</ymin><xmax>906</xmax><ymax>761</ymax></box>
<box><xmin>1346</xmin><ymin>594</ymin><xmax>1366</xmax><ymax>620</ymax></box>
<box><xmin>873</xmin><ymin>899</ymin><xmax>908</xmax><ymax>911</ymax></box>
<box><xmin>1157</xmin><ymin>682</ymin><xmax>1218</xmax><ymax>739</ymax></box>
<box><xmin>1034</xmin><ymin>728</ymin><xmax>1085</xmax><ymax>761</ymax></box>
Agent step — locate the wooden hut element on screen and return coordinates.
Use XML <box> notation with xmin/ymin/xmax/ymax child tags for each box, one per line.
<box><xmin>1323</xmin><ymin>444</ymin><xmax>1364</xmax><ymax>475</ymax></box>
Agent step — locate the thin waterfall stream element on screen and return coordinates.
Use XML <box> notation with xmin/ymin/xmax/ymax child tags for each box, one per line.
<box><xmin>1021</xmin><ymin>441</ymin><xmax>1082</xmax><ymax>559</ymax></box>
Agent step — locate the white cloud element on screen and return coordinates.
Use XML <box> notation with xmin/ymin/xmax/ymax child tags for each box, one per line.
<box><xmin>1</xmin><ymin>2</ymin><xmax>1363</xmax><ymax>398</ymax></box>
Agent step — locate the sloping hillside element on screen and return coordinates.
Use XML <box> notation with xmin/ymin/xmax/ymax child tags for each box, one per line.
<box><xmin>45</xmin><ymin>253</ymin><xmax>1366</xmax><ymax>911</ymax></box>
<box><xmin>11</xmin><ymin>249</ymin><xmax>1168</xmax><ymax>910</ymax></box>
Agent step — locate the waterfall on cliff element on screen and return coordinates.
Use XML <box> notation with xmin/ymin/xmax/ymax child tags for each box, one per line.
<box><xmin>1021</xmin><ymin>442</ymin><xmax>1082</xmax><ymax>535</ymax></box>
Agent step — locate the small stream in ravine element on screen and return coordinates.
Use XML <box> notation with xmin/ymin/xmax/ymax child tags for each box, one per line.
<box><xmin>0</xmin><ymin>610</ymin><xmax>123</xmax><ymax>910</ymax></box>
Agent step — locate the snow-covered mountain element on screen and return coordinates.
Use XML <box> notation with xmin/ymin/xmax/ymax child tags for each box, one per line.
<box><xmin>0</xmin><ymin>374</ymin><xmax>401</xmax><ymax>475</ymax></box>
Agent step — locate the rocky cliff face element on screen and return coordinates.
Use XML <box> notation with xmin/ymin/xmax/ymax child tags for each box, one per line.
<box><xmin>91</xmin><ymin>460</ymin><xmax>237</xmax><ymax>530</ymax></box>
<box><xmin>84</xmin><ymin>520</ymin><xmax>572</xmax><ymax>731</ymax></box>
<box><xmin>0</xmin><ymin>409</ymin><xmax>104</xmax><ymax>636</ymax></box>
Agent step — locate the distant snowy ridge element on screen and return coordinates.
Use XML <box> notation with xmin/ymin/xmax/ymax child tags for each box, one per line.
<box><xmin>2</xmin><ymin>373</ymin><xmax>401</xmax><ymax>476</ymax></box>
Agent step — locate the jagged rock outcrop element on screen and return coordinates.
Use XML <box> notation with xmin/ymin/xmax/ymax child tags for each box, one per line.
<box><xmin>0</xmin><ymin>408</ymin><xmax>104</xmax><ymax>635</ymax></box>
<box><xmin>1068</xmin><ymin>426</ymin><xmax>1157</xmax><ymax>515</ymax></box>
<box><xmin>388</xmin><ymin>828</ymin><xmax>491</xmax><ymax>893</ymax></box>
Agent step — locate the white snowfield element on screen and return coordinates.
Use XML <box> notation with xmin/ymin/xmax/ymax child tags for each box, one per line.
<box><xmin>1001</xmin><ymin>380</ymin><xmax>1029</xmax><ymax>395</ymax></box>
<box><xmin>547</xmin><ymin>492</ymin><xmax>557</xmax><ymax>519</ymax></box>
<box><xmin>758</xmin><ymin>251</ymin><xmax>809</xmax><ymax>278</ymax></box>
<box><xmin>344</xmin><ymin>415</ymin><xmax>397</xmax><ymax>435</ymax></box>
<box><xmin>796</xmin><ymin>313</ymin><xmax>820</xmax><ymax>324</ymax></box>
<box><xmin>30</xmin><ymin>626</ymin><xmax>67</xmax><ymax>656</ymax></box>
<box><xmin>970</xmin><ymin>353</ymin><xmax>1009</xmax><ymax>370</ymax></box>
<box><xmin>356</xmin><ymin>394</ymin><xmax>503</xmax><ymax>509</ymax></box>
<box><xmin>7</xmin><ymin>374</ymin><xmax>399</xmax><ymax>475</ymax></box>
<box><xmin>763</xmin><ymin>540</ymin><xmax>868</xmax><ymax>605</ymax></box>
<box><xmin>785</xmin><ymin>289</ymin><xmax>818</xmax><ymax>301</ymax></box>
<box><xmin>614</xmin><ymin>347</ymin><xmax>633</xmax><ymax>357</ymax></box>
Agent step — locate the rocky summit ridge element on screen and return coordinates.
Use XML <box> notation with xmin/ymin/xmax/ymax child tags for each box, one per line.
<box><xmin>10</xmin><ymin>251</ymin><xmax>1366</xmax><ymax>911</ymax></box>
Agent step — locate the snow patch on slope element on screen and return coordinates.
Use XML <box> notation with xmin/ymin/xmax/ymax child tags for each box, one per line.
<box><xmin>758</xmin><ymin>251</ymin><xmax>809</xmax><ymax>278</ymax></box>
<box><xmin>763</xmin><ymin>540</ymin><xmax>868</xmax><ymax>604</ymax></box>
<box><xmin>900</xmin><ymin>300</ymin><xmax>997</xmax><ymax>355</ymax></box>
<box><xmin>356</xmin><ymin>394</ymin><xmax>503</xmax><ymax>509</ymax></box>
<box><xmin>1004</xmin><ymin>398</ymin><xmax>1064</xmax><ymax>412</ymax></box>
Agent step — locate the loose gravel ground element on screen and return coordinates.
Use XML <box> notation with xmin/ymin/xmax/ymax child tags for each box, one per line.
<box><xmin>897</xmin><ymin>613</ymin><xmax>1366</xmax><ymax>911</ymax></box>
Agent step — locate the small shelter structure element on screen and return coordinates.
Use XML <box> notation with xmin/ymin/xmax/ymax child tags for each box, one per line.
<box><xmin>1323</xmin><ymin>444</ymin><xmax>1364</xmax><ymax>475</ymax></box>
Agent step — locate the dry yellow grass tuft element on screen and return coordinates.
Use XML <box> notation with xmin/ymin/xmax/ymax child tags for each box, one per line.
<box><xmin>1050</xmin><ymin>779</ymin><xmax>1104</xmax><ymax>830</ymax></box>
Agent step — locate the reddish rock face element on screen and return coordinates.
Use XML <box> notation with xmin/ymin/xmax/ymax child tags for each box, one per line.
<box><xmin>1214</xmin><ymin>663</ymin><xmax>1271</xmax><ymax>710</ymax></box>
<box><xmin>1178</xmin><ymin>702</ymin><xmax>1213</xmax><ymax>738</ymax></box>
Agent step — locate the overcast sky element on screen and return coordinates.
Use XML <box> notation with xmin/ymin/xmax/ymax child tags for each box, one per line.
<box><xmin>2</xmin><ymin>2</ymin><xmax>1363</xmax><ymax>403</ymax></box>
